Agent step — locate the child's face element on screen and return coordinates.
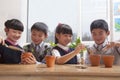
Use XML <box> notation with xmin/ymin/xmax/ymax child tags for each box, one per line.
<box><xmin>31</xmin><ymin>29</ymin><xmax>47</xmax><ymax>45</ymax></box>
<box><xmin>56</xmin><ymin>33</ymin><xmax>72</xmax><ymax>46</ymax></box>
<box><xmin>91</xmin><ymin>28</ymin><xmax>110</xmax><ymax>45</ymax></box>
<box><xmin>5</xmin><ymin>28</ymin><xmax>22</xmax><ymax>42</ymax></box>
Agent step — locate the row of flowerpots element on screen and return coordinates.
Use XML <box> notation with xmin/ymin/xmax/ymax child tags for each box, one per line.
<box><xmin>89</xmin><ymin>54</ymin><xmax>114</xmax><ymax>68</ymax></box>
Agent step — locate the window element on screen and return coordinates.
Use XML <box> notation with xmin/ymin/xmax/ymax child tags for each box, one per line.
<box><xmin>112</xmin><ymin>0</ymin><xmax>120</xmax><ymax>41</ymax></box>
<box><xmin>27</xmin><ymin>0</ymin><xmax>80</xmax><ymax>42</ymax></box>
<box><xmin>80</xmin><ymin>0</ymin><xmax>110</xmax><ymax>43</ymax></box>
<box><xmin>27</xmin><ymin>0</ymin><xmax>112</xmax><ymax>44</ymax></box>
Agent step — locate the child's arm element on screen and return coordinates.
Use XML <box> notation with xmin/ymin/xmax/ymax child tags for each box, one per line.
<box><xmin>54</xmin><ymin>44</ymin><xmax>85</xmax><ymax>64</ymax></box>
<box><xmin>102</xmin><ymin>42</ymin><xmax>120</xmax><ymax>51</ymax></box>
<box><xmin>115</xmin><ymin>42</ymin><xmax>120</xmax><ymax>47</ymax></box>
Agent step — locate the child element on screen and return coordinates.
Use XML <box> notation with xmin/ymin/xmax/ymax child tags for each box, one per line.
<box><xmin>51</xmin><ymin>23</ymin><xmax>85</xmax><ymax>64</ymax></box>
<box><xmin>0</xmin><ymin>19</ymin><xmax>25</xmax><ymax>64</ymax></box>
<box><xmin>85</xmin><ymin>19</ymin><xmax>120</xmax><ymax>65</ymax></box>
<box><xmin>22</xmin><ymin>22</ymin><xmax>51</xmax><ymax>64</ymax></box>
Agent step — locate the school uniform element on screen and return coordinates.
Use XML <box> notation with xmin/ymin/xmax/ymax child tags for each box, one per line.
<box><xmin>23</xmin><ymin>42</ymin><xmax>51</xmax><ymax>63</ymax></box>
<box><xmin>52</xmin><ymin>44</ymin><xmax>81</xmax><ymax>64</ymax></box>
<box><xmin>85</xmin><ymin>40</ymin><xmax>120</xmax><ymax>65</ymax></box>
<box><xmin>0</xmin><ymin>40</ymin><xmax>22</xmax><ymax>64</ymax></box>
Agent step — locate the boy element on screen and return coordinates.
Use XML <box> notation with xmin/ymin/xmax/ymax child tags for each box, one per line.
<box><xmin>85</xmin><ymin>19</ymin><xmax>120</xmax><ymax>65</ymax></box>
<box><xmin>22</xmin><ymin>22</ymin><xmax>51</xmax><ymax>64</ymax></box>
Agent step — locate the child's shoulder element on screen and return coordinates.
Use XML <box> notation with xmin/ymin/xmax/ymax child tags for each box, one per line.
<box><xmin>43</xmin><ymin>42</ymin><xmax>50</xmax><ymax>46</ymax></box>
<box><xmin>42</xmin><ymin>42</ymin><xmax>51</xmax><ymax>48</ymax></box>
<box><xmin>86</xmin><ymin>44</ymin><xmax>94</xmax><ymax>48</ymax></box>
<box><xmin>23</xmin><ymin>43</ymin><xmax>31</xmax><ymax>47</ymax></box>
<box><xmin>23</xmin><ymin>43</ymin><xmax>33</xmax><ymax>50</ymax></box>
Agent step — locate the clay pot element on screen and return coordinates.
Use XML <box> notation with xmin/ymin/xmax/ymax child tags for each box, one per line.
<box><xmin>45</xmin><ymin>55</ymin><xmax>55</xmax><ymax>67</ymax></box>
<box><xmin>89</xmin><ymin>54</ymin><xmax>101</xmax><ymax>66</ymax></box>
<box><xmin>102</xmin><ymin>55</ymin><xmax>114</xmax><ymax>68</ymax></box>
<box><xmin>21</xmin><ymin>52</ymin><xmax>33</xmax><ymax>59</ymax></box>
<box><xmin>21</xmin><ymin>52</ymin><xmax>36</xmax><ymax>64</ymax></box>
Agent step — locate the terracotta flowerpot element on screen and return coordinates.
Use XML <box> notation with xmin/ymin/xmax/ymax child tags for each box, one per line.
<box><xmin>21</xmin><ymin>52</ymin><xmax>33</xmax><ymax>59</ymax></box>
<box><xmin>21</xmin><ymin>52</ymin><xmax>36</xmax><ymax>64</ymax></box>
<box><xmin>45</xmin><ymin>55</ymin><xmax>55</xmax><ymax>67</ymax></box>
<box><xmin>89</xmin><ymin>54</ymin><xmax>101</xmax><ymax>66</ymax></box>
<box><xmin>102</xmin><ymin>55</ymin><xmax>114</xmax><ymax>68</ymax></box>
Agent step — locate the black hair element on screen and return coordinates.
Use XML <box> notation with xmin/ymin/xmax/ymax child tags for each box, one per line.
<box><xmin>90</xmin><ymin>19</ymin><xmax>109</xmax><ymax>32</ymax></box>
<box><xmin>55</xmin><ymin>23</ymin><xmax>73</xmax><ymax>44</ymax></box>
<box><xmin>31</xmin><ymin>22</ymin><xmax>48</xmax><ymax>35</ymax></box>
<box><xmin>4</xmin><ymin>19</ymin><xmax>24</xmax><ymax>32</ymax></box>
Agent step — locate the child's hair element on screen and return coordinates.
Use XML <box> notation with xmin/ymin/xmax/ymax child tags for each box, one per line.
<box><xmin>31</xmin><ymin>22</ymin><xmax>48</xmax><ymax>35</ymax></box>
<box><xmin>90</xmin><ymin>19</ymin><xmax>109</xmax><ymax>32</ymax></box>
<box><xmin>4</xmin><ymin>19</ymin><xmax>24</xmax><ymax>32</ymax></box>
<box><xmin>55</xmin><ymin>23</ymin><xmax>73</xmax><ymax>44</ymax></box>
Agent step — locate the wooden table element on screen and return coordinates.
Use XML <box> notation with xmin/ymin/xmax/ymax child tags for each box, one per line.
<box><xmin>0</xmin><ymin>64</ymin><xmax>120</xmax><ymax>80</ymax></box>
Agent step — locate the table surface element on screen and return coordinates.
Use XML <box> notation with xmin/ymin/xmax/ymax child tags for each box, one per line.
<box><xmin>0</xmin><ymin>64</ymin><xmax>120</xmax><ymax>77</ymax></box>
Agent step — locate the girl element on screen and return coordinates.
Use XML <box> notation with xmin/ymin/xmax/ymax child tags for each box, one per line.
<box><xmin>0</xmin><ymin>19</ymin><xmax>36</xmax><ymax>64</ymax></box>
<box><xmin>52</xmin><ymin>23</ymin><xmax>85</xmax><ymax>64</ymax></box>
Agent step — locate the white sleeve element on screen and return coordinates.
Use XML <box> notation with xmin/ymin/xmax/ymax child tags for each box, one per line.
<box><xmin>51</xmin><ymin>49</ymin><xmax>61</xmax><ymax>57</ymax></box>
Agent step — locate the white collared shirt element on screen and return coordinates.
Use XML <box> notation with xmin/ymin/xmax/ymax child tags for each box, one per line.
<box><xmin>85</xmin><ymin>39</ymin><xmax>120</xmax><ymax>65</ymax></box>
<box><xmin>32</xmin><ymin>41</ymin><xmax>44</xmax><ymax>48</ymax></box>
<box><xmin>94</xmin><ymin>39</ymin><xmax>108</xmax><ymax>50</ymax></box>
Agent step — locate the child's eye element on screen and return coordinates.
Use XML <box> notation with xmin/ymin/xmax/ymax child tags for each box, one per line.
<box><xmin>69</xmin><ymin>35</ymin><xmax>72</xmax><ymax>37</ymax></box>
<box><xmin>32</xmin><ymin>33</ymin><xmax>36</xmax><ymax>36</ymax></box>
<box><xmin>18</xmin><ymin>32</ymin><xmax>22</xmax><ymax>35</ymax></box>
<box><xmin>64</xmin><ymin>34</ymin><xmax>69</xmax><ymax>37</ymax></box>
<box><xmin>99</xmin><ymin>33</ymin><xmax>103</xmax><ymax>35</ymax></box>
<box><xmin>92</xmin><ymin>33</ymin><xmax>96</xmax><ymax>36</ymax></box>
<box><xmin>13</xmin><ymin>31</ymin><xmax>17</xmax><ymax>33</ymax></box>
<box><xmin>39</xmin><ymin>35</ymin><xmax>42</xmax><ymax>37</ymax></box>
<box><xmin>99</xmin><ymin>32</ymin><xmax>105</xmax><ymax>36</ymax></box>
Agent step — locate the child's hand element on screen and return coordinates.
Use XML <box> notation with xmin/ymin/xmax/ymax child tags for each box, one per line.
<box><xmin>88</xmin><ymin>48</ymin><xmax>95</xmax><ymax>55</ymax></box>
<box><xmin>74</xmin><ymin>44</ymin><xmax>85</xmax><ymax>54</ymax></box>
<box><xmin>21</xmin><ymin>56</ymin><xmax>36</xmax><ymax>64</ymax></box>
<box><xmin>114</xmin><ymin>42</ymin><xmax>120</xmax><ymax>47</ymax></box>
<box><xmin>0</xmin><ymin>37</ymin><xmax>5</xmax><ymax>45</ymax></box>
<box><xmin>102</xmin><ymin>42</ymin><xmax>118</xmax><ymax>51</ymax></box>
<box><xmin>21</xmin><ymin>53</ymin><xmax>36</xmax><ymax>64</ymax></box>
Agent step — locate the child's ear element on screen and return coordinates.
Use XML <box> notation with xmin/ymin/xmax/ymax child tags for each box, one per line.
<box><xmin>107</xmin><ymin>31</ymin><xmax>110</xmax><ymax>36</ymax></box>
<box><xmin>45</xmin><ymin>34</ymin><xmax>48</xmax><ymax>38</ymax></box>
<box><xmin>55</xmin><ymin>33</ymin><xmax>59</xmax><ymax>39</ymax></box>
<box><xmin>4</xmin><ymin>28</ymin><xmax>9</xmax><ymax>33</ymax></box>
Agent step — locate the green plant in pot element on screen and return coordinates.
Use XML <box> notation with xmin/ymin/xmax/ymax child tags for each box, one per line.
<box><xmin>49</xmin><ymin>37</ymin><xmax>86</xmax><ymax>64</ymax></box>
<box><xmin>69</xmin><ymin>37</ymin><xmax>86</xmax><ymax>64</ymax></box>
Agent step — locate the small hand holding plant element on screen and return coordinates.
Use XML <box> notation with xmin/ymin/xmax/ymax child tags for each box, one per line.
<box><xmin>69</xmin><ymin>37</ymin><xmax>86</xmax><ymax>64</ymax></box>
<box><xmin>49</xmin><ymin>37</ymin><xmax>86</xmax><ymax>64</ymax></box>
<box><xmin>69</xmin><ymin>37</ymin><xmax>86</xmax><ymax>53</ymax></box>
<box><xmin>49</xmin><ymin>42</ymin><xmax>57</xmax><ymax>47</ymax></box>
